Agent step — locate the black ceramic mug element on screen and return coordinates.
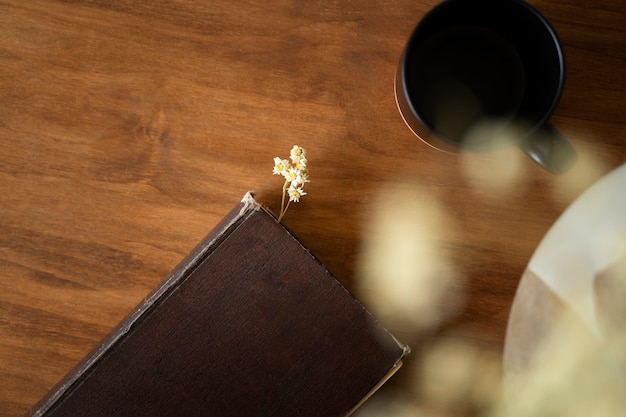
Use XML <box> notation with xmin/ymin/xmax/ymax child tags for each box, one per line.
<box><xmin>395</xmin><ymin>0</ymin><xmax>576</xmax><ymax>174</ymax></box>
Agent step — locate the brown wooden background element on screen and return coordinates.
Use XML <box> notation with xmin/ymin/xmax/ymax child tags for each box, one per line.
<box><xmin>1</xmin><ymin>0</ymin><xmax>625</xmax><ymax>415</ymax></box>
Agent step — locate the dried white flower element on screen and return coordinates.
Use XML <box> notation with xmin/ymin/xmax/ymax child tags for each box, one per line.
<box><xmin>272</xmin><ymin>157</ymin><xmax>290</xmax><ymax>176</ymax></box>
<box><xmin>287</xmin><ymin>185</ymin><xmax>306</xmax><ymax>202</ymax></box>
<box><xmin>273</xmin><ymin>145</ymin><xmax>309</xmax><ymax>222</ymax></box>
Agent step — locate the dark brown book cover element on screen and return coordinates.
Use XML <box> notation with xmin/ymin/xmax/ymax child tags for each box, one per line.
<box><xmin>25</xmin><ymin>193</ymin><xmax>409</xmax><ymax>417</ymax></box>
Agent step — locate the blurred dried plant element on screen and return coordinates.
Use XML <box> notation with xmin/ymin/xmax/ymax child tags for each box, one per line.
<box><xmin>355</xmin><ymin>183</ymin><xmax>464</xmax><ymax>334</ymax></box>
<box><xmin>550</xmin><ymin>140</ymin><xmax>609</xmax><ymax>202</ymax></box>
<box><xmin>354</xmin><ymin>173</ymin><xmax>625</xmax><ymax>417</ymax></box>
<box><xmin>460</xmin><ymin>146</ymin><xmax>525</xmax><ymax>193</ymax></box>
<box><xmin>356</xmin><ymin>282</ymin><xmax>626</xmax><ymax>417</ymax></box>
<box><xmin>500</xmin><ymin>309</ymin><xmax>626</xmax><ymax>417</ymax></box>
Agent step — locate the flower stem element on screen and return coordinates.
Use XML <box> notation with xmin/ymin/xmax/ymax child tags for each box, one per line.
<box><xmin>277</xmin><ymin>181</ymin><xmax>289</xmax><ymax>222</ymax></box>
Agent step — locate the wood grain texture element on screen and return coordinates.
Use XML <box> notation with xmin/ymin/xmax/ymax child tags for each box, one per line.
<box><xmin>1</xmin><ymin>0</ymin><xmax>625</xmax><ymax>415</ymax></box>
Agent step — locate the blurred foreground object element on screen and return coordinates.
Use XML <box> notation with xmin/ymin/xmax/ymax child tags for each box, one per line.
<box><xmin>504</xmin><ymin>163</ymin><xmax>626</xmax><ymax>417</ymax></box>
<box><xmin>356</xmin><ymin>184</ymin><xmax>464</xmax><ymax>334</ymax></box>
<box><xmin>503</xmin><ymin>303</ymin><xmax>626</xmax><ymax>417</ymax></box>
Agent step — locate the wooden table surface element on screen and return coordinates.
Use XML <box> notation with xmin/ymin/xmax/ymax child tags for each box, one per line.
<box><xmin>1</xmin><ymin>0</ymin><xmax>625</xmax><ymax>415</ymax></box>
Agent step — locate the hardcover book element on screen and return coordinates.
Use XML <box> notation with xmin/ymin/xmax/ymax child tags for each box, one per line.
<box><xmin>25</xmin><ymin>193</ymin><xmax>409</xmax><ymax>417</ymax></box>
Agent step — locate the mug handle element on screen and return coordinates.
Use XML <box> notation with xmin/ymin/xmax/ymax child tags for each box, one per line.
<box><xmin>518</xmin><ymin>123</ymin><xmax>577</xmax><ymax>175</ymax></box>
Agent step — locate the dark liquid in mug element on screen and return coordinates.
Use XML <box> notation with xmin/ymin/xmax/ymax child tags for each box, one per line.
<box><xmin>408</xmin><ymin>25</ymin><xmax>525</xmax><ymax>148</ymax></box>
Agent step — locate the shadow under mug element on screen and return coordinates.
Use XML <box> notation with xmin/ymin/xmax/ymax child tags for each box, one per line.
<box><xmin>395</xmin><ymin>0</ymin><xmax>576</xmax><ymax>174</ymax></box>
